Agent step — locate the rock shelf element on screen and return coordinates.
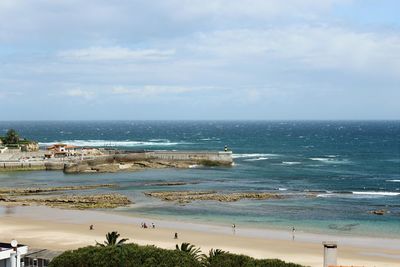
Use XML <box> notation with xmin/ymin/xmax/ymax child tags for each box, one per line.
<box><xmin>0</xmin><ymin>184</ymin><xmax>116</xmax><ymax>195</ymax></box>
<box><xmin>0</xmin><ymin>184</ymin><xmax>131</xmax><ymax>209</ymax></box>
<box><xmin>144</xmin><ymin>191</ymin><xmax>284</xmax><ymax>203</ymax></box>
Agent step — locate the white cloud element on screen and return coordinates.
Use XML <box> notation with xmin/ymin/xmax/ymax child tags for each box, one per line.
<box><xmin>58</xmin><ymin>47</ymin><xmax>175</xmax><ymax>61</ymax></box>
<box><xmin>0</xmin><ymin>90</ymin><xmax>22</xmax><ymax>98</ymax></box>
<box><xmin>64</xmin><ymin>89</ymin><xmax>95</xmax><ymax>99</ymax></box>
<box><xmin>188</xmin><ymin>26</ymin><xmax>400</xmax><ymax>76</ymax></box>
<box><xmin>111</xmin><ymin>85</ymin><xmax>200</xmax><ymax>97</ymax></box>
<box><xmin>165</xmin><ymin>0</ymin><xmax>350</xmax><ymax>20</ymax></box>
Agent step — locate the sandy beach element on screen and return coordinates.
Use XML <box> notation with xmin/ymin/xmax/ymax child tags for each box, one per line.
<box><xmin>0</xmin><ymin>206</ymin><xmax>399</xmax><ymax>267</ymax></box>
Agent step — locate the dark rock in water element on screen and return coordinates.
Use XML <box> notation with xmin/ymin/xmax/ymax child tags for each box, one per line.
<box><xmin>368</xmin><ymin>209</ymin><xmax>387</xmax><ymax>215</ymax></box>
<box><xmin>328</xmin><ymin>223</ymin><xmax>359</xmax><ymax>231</ymax></box>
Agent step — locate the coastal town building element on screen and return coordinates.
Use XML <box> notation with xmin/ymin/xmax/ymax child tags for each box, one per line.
<box><xmin>46</xmin><ymin>143</ymin><xmax>78</xmax><ymax>157</ymax></box>
<box><xmin>0</xmin><ymin>241</ymin><xmax>28</xmax><ymax>267</ymax></box>
<box><xmin>45</xmin><ymin>144</ymin><xmax>103</xmax><ymax>158</ymax></box>
<box><xmin>22</xmin><ymin>248</ymin><xmax>62</xmax><ymax>267</ymax></box>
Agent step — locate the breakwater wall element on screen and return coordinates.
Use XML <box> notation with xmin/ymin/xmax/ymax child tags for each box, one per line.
<box><xmin>145</xmin><ymin>151</ymin><xmax>233</xmax><ymax>163</ymax></box>
<box><xmin>0</xmin><ymin>161</ymin><xmax>64</xmax><ymax>171</ymax></box>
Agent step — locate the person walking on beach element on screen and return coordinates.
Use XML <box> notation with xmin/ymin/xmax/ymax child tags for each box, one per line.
<box><xmin>89</xmin><ymin>224</ymin><xmax>94</xmax><ymax>230</ymax></box>
<box><xmin>232</xmin><ymin>223</ymin><xmax>236</xmax><ymax>234</ymax></box>
<box><xmin>152</xmin><ymin>223</ymin><xmax>155</xmax><ymax>229</ymax></box>
<box><xmin>174</xmin><ymin>232</ymin><xmax>178</xmax><ymax>239</ymax></box>
<box><xmin>292</xmin><ymin>226</ymin><xmax>295</xmax><ymax>241</ymax></box>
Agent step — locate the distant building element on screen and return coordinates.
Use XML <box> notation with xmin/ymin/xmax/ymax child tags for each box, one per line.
<box><xmin>46</xmin><ymin>144</ymin><xmax>78</xmax><ymax>157</ymax></box>
<box><xmin>22</xmin><ymin>248</ymin><xmax>62</xmax><ymax>267</ymax></box>
<box><xmin>0</xmin><ymin>242</ymin><xmax>28</xmax><ymax>267</ymax></box>
<box><xmin>45</xmin><ymin>144</ymin><xmax>103</xmax><ymax>158</ymax></box>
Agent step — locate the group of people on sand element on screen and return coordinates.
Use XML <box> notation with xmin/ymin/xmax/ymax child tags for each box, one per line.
<box><xmin>141</xmin><ymin>222</ymin><xmax>155</xmax><ymax>229</ymax></box>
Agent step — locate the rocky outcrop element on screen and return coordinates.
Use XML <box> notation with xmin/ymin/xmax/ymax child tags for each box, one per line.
<box><xmin>0</xmin><ymin>184</ymin><xmax>116</xmax><ymax>195</ymax></box>
<box><xmin>0</xmin><ymin>184</ymin><xmax>131</xmax><ymax>209</ymax></box>
<box><xmin>63</xmin><ymin>152</ymin><xmax>232</xmax><ymax>173</ymax></box>
<box><xmin>368</xmin><ymin>209</ymin><xmax>388</xmax><ymax>215</ymax></box>
<box><xmin>144</xmin><ymin>191</ymin><xmax>284</xmax><ymax>203</ymax></box>
<box><xmin>64</xmin><ymin>157</ymin><xmax>195</xmax><ymax>173</ymax></box>
<box><xmin>0</xmin><ymin>194</ymin><xmax>131</xmax><ymax>209</ymax></box>
<box><xmin>20</xmin><ymin>142</ymin><xmax>40</xmax><ymax>152</ymax></box>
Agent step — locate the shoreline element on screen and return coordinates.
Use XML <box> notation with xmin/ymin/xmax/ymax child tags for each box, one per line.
<box><xmin>1</xmin><ymin>206</ymin><xmax>399</xmax><ymax>267</ymax></box>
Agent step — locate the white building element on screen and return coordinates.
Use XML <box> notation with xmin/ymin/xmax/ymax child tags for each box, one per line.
<box><xmin>0</xmin><ymin>241</ymin><xmax>28</xmax><ymax>267</ymax></box>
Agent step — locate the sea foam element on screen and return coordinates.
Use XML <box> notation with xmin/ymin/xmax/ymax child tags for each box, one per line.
<box><xmin>233</xmin><ymin>153</ymin><xmax>280</xmax><ymax>159</ymax></box>
<box><xmin>39</xmin><ymin>139</ymin><xmax>186</xmax><ymax>147</ymax></box>
<box><xmin>352</xmin><ymin>191</ymin><xmax>400</xmax><ymax>196</ymax></box>
<box><xmin>243</xmin><ymin>157</ymin><xmax>269</xmax><ymax>161</ymax></box>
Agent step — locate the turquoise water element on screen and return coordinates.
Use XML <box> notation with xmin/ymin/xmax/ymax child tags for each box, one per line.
<box><xmin>0</xmin><ymin>121</ymin><xmax>399</xmax><ymax>238</ymax></box>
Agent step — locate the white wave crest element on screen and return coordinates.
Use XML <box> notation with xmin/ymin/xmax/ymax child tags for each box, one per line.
<box><xmin>352</xmin><ymin>191</ymin><xmax>400</xmax><ymax>196</ymax></box>
<box><xmin>386</xmin><ymin>180</ymin><xmax>400</xmax><ymax>183</ymax></box>
<box><xmin>282</xmin><ymin>161</ymin><xmax>301</xmax><ymax>165</ymax></box>
<box><xmin>39</xmin><ymin>139</ymin><xmax>185</xmax><ymax>147</ymax></box>
<box><xmin>309</xmin><ymin>157</ymin><xmax>350</xmax><ymax>164</ymax></box>
<box><xmin>233</xmin><ymin>153</ymin><xmax>280</xmax><ymax>159</ymax></box>
<box><xmin>278</xmin><ymin>188</ymin><xmax>288</xmax><ymax>191</ymax></box>
<box><xmin>243</xmin><ymin>157</ymin><xmax>268</xmax><ymax>161</ymax></box>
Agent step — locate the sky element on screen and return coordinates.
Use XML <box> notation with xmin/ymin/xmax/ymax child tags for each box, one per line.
<box><xmin>0</xmin><ymin>0</ymin><xmax>399</xmax><ymax>120</ymax></box>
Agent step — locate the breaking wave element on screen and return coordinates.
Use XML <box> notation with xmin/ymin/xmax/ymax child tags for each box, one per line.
<box><xmin>386</xmin><ymin>180</ymin><xmax>400</xmax><ymax>183</ymax></box>
<box><xmin>282</xmin><ymin>161</ymin><xmax>301</xmax><ymax>165</ymax></box>
<box><xmin>317</xmin><ymin>191</ymin><xmax>400</xmax><ymax>198</ymax></box>
<box><xmin>243</xmin><ymin>157</ymin><xmax>269</xmax><ymax>161</ymax></box>
<box><xmin>39</xmin><ymin>139</ymin><xmax>186</xmax><ymax>147</ymax></box>
<box><xmin>309</xmin><ymin>157</ymin><xmax>351</xmax><ymax>164</ymax></box>
<box><xmin>352</xmin><ymin>191</ymin><xmax>400</xmax><ymax>196</ymax></box>
<box><xmin>233</xmin><ymin>153</ymin><xmax>280</xmax><ymax>159</ymax></box>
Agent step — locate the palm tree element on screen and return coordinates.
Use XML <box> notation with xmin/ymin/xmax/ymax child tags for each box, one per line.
<box><xmin>175</xmin><ymin>242</ymin><xmax>204</xmax><ymax>261</ymax></box>
<box><xmin>96</xmin><ymin>231</ymin><xmax>128</xmax><ymax>247</ymax></box>
<box><xmin>4</xmin><ymin>129</ymin><xmax>19</xmax><ymax>144</ymax></box>
<box><xmin>203</xmin><ymin>248</ymin><xmax>227</xmax><ymax>266</ymax></box>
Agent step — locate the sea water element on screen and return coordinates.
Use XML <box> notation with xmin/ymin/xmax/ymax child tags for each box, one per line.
<box><xmin>0</xmin><ymin>121</ymin><xmax>399</xmax><ymax>238</ymax></box>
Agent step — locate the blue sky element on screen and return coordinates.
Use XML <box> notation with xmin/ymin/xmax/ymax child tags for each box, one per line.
<box><xmin>0</xmin><ymin>0</ymin><xmax>399</xmax><ymax>120</ymax></box>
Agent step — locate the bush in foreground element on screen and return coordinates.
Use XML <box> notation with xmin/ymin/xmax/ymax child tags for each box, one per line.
<box><xmin>50</xmin><ymin>243</ymin><xmax>304</xmax><ymax>267</ymax></box>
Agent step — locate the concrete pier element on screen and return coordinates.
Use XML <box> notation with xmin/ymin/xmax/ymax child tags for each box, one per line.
<box><xmin>145</xmin><ymin>151</ymin><xmax>233</xmax><ymax>164</ymax></box>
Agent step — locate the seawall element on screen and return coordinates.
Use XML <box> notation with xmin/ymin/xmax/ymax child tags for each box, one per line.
<box><xmin>63</xmin><ymin>151</ymin><xmax>233</xmax><ymax>173</ymax></box>
<box><xmin>145</xmin><ymin>151</ymin><xmax>232</xmax><ymax>163</ymax></box>
<box><xmin>0</xmin><ymin>161</ymin><xmax>64</xmax><ymax>171</ymax></box>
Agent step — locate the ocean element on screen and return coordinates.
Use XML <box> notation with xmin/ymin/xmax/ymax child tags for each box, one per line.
<box><xmin>0</xmin><ymin>121</ymin><xmax>399</xmax><ymax>238</ymax></box>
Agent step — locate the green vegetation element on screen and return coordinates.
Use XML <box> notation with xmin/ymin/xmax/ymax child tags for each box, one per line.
<box><xmin>0</xmin><ymin>129</ymin><xmax>34</xmax><ymax>146</ymax></box>
<box><xmin>1</xmin><ymin>129</ymin><xmax>19</xmax><ymax>144</ymax></box>
<box><xmin>50</xmin><ymin>232</ymin><xmax>305</xmax><ymax>267</ymax></box>
<box><xmin>175</xmin><ymin>242</ymin><xmax>203</xmax><ymax>261</ymax></box>
<box><xmin>96</xmin><ymin>231</ymin><xmax>129</xmax><ymax>247</ymax></box>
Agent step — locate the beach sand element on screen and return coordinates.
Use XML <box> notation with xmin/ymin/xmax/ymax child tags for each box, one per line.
<box><xmin>0</xmin><ymin>206</ymin><xmax>399</xmax><ymax>267</ymax></box>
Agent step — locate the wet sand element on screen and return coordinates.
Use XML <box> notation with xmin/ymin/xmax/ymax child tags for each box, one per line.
<box><xmin>0</xmin><ymin>206</ymin><xmax>399</xmax><ymax>267</ymax></box>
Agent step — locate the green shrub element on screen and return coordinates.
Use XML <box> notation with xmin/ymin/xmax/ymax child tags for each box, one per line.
<box><xmin>49</xmin><ymin>244</ymin><xmax>202</xmax><ymax>267</ymax></box>
<box><xmin>207</xmin><ymin>252</ymin><xmax>305</xmax><ymax>267</ymax></box>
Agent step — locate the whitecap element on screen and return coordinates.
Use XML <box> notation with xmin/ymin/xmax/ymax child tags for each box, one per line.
<box><xmin>309</xmin><ymin>157</ymin><xmax>350</xmax><ymax>164</ymax></box>
<box><xmin>243</xmin><ymin>157</ymin><xmax>269</xmax><ymax>161</ymax></box>
<box><xmin>278</xmin><ymin>188</ymin><xmax>288</xmax><ymax>191</ymax></box>
<box><xmin>189</xmin><ymin>164</ymin><xmax>200</xmax><ymax>168</ymax></box>
<box><xmin>233</xmin><ymin>153</ymin><xmax>280</xmax><ymax>159</ymax></box>
<box><xmin>352</xmin><ymin>191</ymin><xmax>400</xmax><ymax>196</ymax></box>
<box><xmin>39</xmin><ymin>139</ymin><xmax>187</xmax><ymax>147</ymax></box>
<box><xmin>310</xmin><ymin>157</ymin><xmax>330</xmax><ymax>162</ymax></box>
<box><xmin>386</xmin><ymin>180</ymin><xmax>400</xmax><ymax>183</ymax></box>
<box><xmin>282</xmin><ymin>161</ymin><xmax>301</xmax><ymax>165</ymax></box>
